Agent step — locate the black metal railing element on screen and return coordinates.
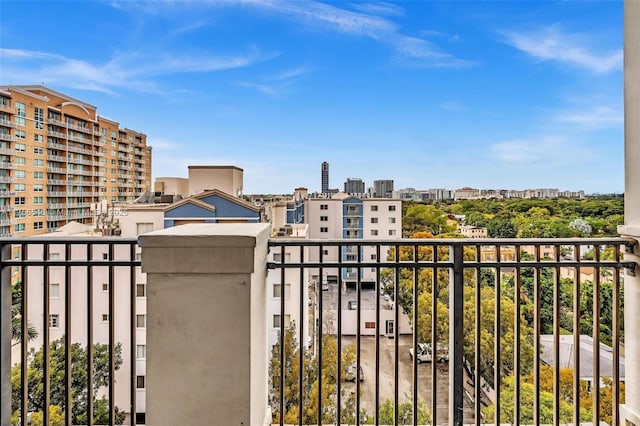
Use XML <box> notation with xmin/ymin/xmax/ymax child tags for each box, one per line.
<box><xmin>1</xmin><ymin>238</ymin><xmax>141</xmax><ymax>426</ymax></box>
<box><xmin>268</xmin><ymin>237</ymin><xmax>635</xmax><ymax>426</ymax></box>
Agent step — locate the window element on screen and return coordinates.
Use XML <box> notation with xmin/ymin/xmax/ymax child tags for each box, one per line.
<box><xmin>15</xmin><ymin>157</ymin><xmax>25</xmax><ymax>165</ymax></box>
<box><xmin>14</xmin><ymin>197</ymin><xmax>25</xmax><ymax>205</ymax></box>
<box><xmin>14</xmin><ymin>223</ymin><xmax>25</xmax><ymax>232</ymax></box>
<box><xmin>320</xmin><ymin>216</ymin><xmax>328</xmax><ymax>221</ymax></box>
<box><xmin>320</xmin><ymin>204</ymin><xmax>328</xmax><ymax>210</ymax></box>
<box><xmin>273</xmin><ymin>283</ymin><xmax>291</xmax><ymax>298</ymax></box>
<box><xmin>371</xmin><ymin>230</ymin><xmax>378</xmax><ymax>236</ymax></box>
<box><xmin>15</xmin><ymin>209</ymin><xmax>26</xmax><ymax>218</ymax></box>
<box><xmin>273</xmin><ymin>314</ymin><xmax>290</xmax><ymax>328</ymax></box>
<box><xmin>15</xmin><ymin>130</ymin><xmax>26</xmax><ymax>139</ymax></box>
<box><xmin>34</xmin><ymin>146</ymin><xmax>43</xmax><ymax>154</ymax></box>
<box><xmin>14</xmin><ymin>170</ymin><xmax>25</xmax><ymax>179</ymax></box>
<box><xmin>33</xmin><ymin>209</ymin><xmax>44</xmax><ymax>217</ymax></box>
<box><xmin>50</xmin><ymin>283</ymin><xmax>60</xmax><ymax>298</ymax></box>
<box><xmin>371</xmin><ymin>254</ymin><xmax>377</xmax><ymax>260</ymax></box>
<box><xmin>49</xmin><ymin>314</ymin><xmax>59</xmax><ymax>328</ymax></box>
<box><xmin>371</xmin><ymin>217</ymin><xmax>378</xmax><ymax>223</ymax></box>
<box><xmin>50</xmin><ymin>252</ymin><xmax>61</xmax><ymax>260</ymax></box>
<box><xmin>389</xmin><ymin>205</ymin><xmax>396</xmax><ymax>211</ymax></box>
<box><xmin>34</xmin><ymin>171</ymin><xmax>43</xmax><ymax>179</ymax></box>
<box><xmin>388</xmin><ymin>217</ymin><xmax>396</xmax><ymax>224</ymax></box>
<box><xmin>365</xmin><ymin>322</ymin><xmax>376</xmax><ymax>329</ymax></box>
<box><xmin>34</xmin><ymin>107</ymin><xmax>44</xmax><ymax>129</ymax></box>
<box><xmin>136</xmin><ymin>376</ymin><xmax>145</xmax><ymax>389</ymax></box>
<box><xmin>389</xmin><ymin>229</ymin><xmax>396</xmax><ymax>236</ymax></box>
<box><xmin>102</xmin><ymin>314</ymin><xmax>109</xmax><ymax>322</ymax></box>
<box><xmin>136</xmin><ymin>315</ymin><xmax>146</xmax><ymax>328</ymax></box>
<box><xmin>102</xmin><ymin>253</ymin><xmax>108</xmax><ymax>260</ymax></box>
<box><xmin>15</xmin><ymin>102</ymin><xmax>25</xmax><ymax>126</ymax></box>
<box><xmin>15</xmin><ymin>143</ymin><xmax>25</xmax><ymax>151</ymax></box>
<box><xmin>34</xmin><ymin>134</ymin><xmax>43</xmax><ymax>143</ymax></box>
<box><xmin>34</xmin><ymin>196</ymin><xmax>43</xmax><ymax>205</ymax></box>
<box><xmin>323</xmin><ymin>249</ymin><xmax>329</xmax><ymax>256</ymax></box>
<box><xmin>320</xmin><ymin>227</ymin><xmax>328</xmax><ymax>233</ymax></box>
<box><xmin>33</xmin><ymin>222</ymin><xmax>43</xmax><ymax>230</ymax></box>
<box><xmin>34</xmin><ymin>159</ymin><xmax>43</xmax><ymax>167</ymax></box>
<box><xmin>371</xmin><ymin>205</ymin><xmax>378</xmax><ymax>211</ymax></box>
<box><xmin>136</xmin><ymin>345</ymin><xmax>146</xmax><ymax>359</ymax></box>
<box><xmin>33</xmin><ymin>184</ymin><xmax>43</xmax><ymax>192</ymax></box>
<box><xmin>136</xmin><ymin>222</ymin><xmax>154</xmax><ymax>235</ymax></box>
<box><xmin>102</xmin><ymin>283</ymin><xmax>109</xmax><ymax>292</ymax></box>
<box><xmin>272</xmin><ymin>253</ymin><xmax>291</xmax><ymax>262</ymax></box>
<box><xmin>136</xmin><ymin>283</ymin><xmax>146</xmax><ymax>297</ymax></box>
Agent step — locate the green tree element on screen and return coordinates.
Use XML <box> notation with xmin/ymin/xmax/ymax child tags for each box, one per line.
<box><xmin>270</xmin><ymin>323</ymin><xmax>356</xmax><ymax>424</ymax></box>
<box><xmin>11</xmin><ymin>337</ymin><xmax>125</xmax><ymax>425</ymax></box>
<box><xmin>11</xmin><ymin>281</ymin><xmax>38</xmax><ymax>345</ymax></box>
<box><xmin>378</xmin><ymin>398</ymin><xmax>430</xmax><ymax>425</ymax></box>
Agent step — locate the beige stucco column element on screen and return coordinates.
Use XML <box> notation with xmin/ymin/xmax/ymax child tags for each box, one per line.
<box><xmin>620</xmin><ymin>1</ymin><xmax>640</xmax><ymax>423</ymax></box>
<box><xmin>139</xmin><ymin>223</ymin><xmax>270</xmax><ymax>426</ymax></box>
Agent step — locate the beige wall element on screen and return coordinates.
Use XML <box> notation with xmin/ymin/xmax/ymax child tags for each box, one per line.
<box><xmin>188</xmin><ymin>165</ymin><xmax>243</xmax><ymax>197</ymax></box>
<box><xmin>154</xmin><ymin>177</ymin><xmax>188</xmax><ymax>197</ymax></box>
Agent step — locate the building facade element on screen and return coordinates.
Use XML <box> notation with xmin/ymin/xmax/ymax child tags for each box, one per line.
<box><xmin>344</xmin><ymin>177</ymin><xmax>365</xmax><ymax>195</ymax></box>
<box><xmin>373</xmin><ymin>179</ymin><xmax>394</xmax><ymax>198</ymax></box>
<box><xmin>0</xmin><ymin>85</ymin><xmax>152</xmax><ymax>237</ymax></box>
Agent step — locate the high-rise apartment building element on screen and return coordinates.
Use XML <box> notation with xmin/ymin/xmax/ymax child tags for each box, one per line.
<box><xmin>0</xmin><ymin>85</ymin><xmax>152</xmax><ymax>236</ymax></box>
<box><xmin>344</xmin><ymin>177</ymin><xmax>365</xmax><ymax>195</ymax></box>
<box><xmin>321</xmin><ymin>161</ymin><xmax>329</xmax><ymax>193</ymax></box>
<box><xmin>373</xmin><ymin>179</ymin><xmax>394</xmax><ymax>198</ymax></box>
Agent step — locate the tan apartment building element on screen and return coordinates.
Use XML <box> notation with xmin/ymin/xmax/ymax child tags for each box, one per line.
<box><xmin>0</xmin><ymin>85</ymin><xmax>152</xmax><ymax>236</ymax></box>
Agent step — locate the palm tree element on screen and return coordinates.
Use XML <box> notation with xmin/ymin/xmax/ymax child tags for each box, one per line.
<box><xmin>11</xmin><ymin>282</ymin><xmax>38</xmax><ymax>345</ymax></box>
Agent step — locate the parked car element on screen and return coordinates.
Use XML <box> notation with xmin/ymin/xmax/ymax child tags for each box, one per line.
<box><xmin>344</xmin><ymin>365</ymin><xmax>364</xmax><ymax>382</ymax></box>
<box><xmin>409</xmin><ymin>343</ymin><xmax>449</xmax><ymax>363</ymax></box>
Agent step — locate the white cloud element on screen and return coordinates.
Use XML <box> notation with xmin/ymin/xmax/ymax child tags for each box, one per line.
<box><xmin>555</xmin><ymin>106</ymin><xmax>622</xmax><ymax>129</ymax></box>
<box><xmin>491</xmin><ymin>136</ymin><xmax>593</xmax><ymax>166</ymax></box>
<box><xmin>440</xmin><ymin>101</ymin><xmax>465</xmax><ymax>111</ymax></box>
<box><xmin>348</xmin><ymin>2</ymin><xmax>405</xmax><ymax>17</ymax></box>
<box><xmin>0</xmin><ymin>47</ymin><xmax>275</xmax><ymax>94</ymax></box>
<box><xmin>234</xmin><ymin>80</ymin><xmax>277</xmax><ymax>95</ymax></box>
<box><xmin>503</xmin><ymin>24</ymin><xmax>622</xmax><ymax>74</ymax></box>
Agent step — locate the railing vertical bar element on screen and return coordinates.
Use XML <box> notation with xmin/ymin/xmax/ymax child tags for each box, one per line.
<box><xmin>514</xmin><ymin>245</ymin><xmax>521</xmax><ymax>426</ymax></box>
<box><xmin>375</xmin><ymin>244</ymin><xmax>381</xmax><ymax>426</ymax></box>
<box><xmin>533</xmin><ymin>245</ymin><xmax>541</xmax><ymax>426</ymax></box>
<box><xmin>593</xmin><ymin>245</ymin><xmax>601</xmax><ymax>424</ymax></box>
<box><xmin>412</xmin><ymin>245</ymin><xmax>419</xmax><ymax>426</ymax></box>
<box><xmin>108</xmin><ymin>243</ymin><xmax>115</xmax><ymax>425</ymax></box>
<box><xmin>474</xmin><ymin>245</ymin><xmax>482</xmax><ymax>426</ymax></box>
<box><xmin>21</xmin><ymin>243</ymin><xmax>29</xmax><ymax>426</ymax></box>
<box><xmin>451</xmin><ymin>243</ymin><xmax>464</xmax><ymax>426</ymax></box>
<box><xmin>612</xmin><ymin>244</ymin><xmax>621</xmax><ymax>426</ymax></box>
<box><xmin>553</xmin><ymin>244</ymin><xmax>561</xmax><ymax>426</ymax></box>
<box><xmin>337</xmin><ymin>245</ymin><xmax>343</xmax><ymax>424</ymax></box>
<box><xmin>432</xmin><ymin>246</ymin><xmax>438</xmax><ymax>426</ymax></box>
<box><xmin>298</xmin><ymin>245</ymin><xmax>304</xmax><ymax>426</ymax></box>
<box><xmin>129</xmin><ymin>243</ymin><xmax>137</xmax><ymax>426</ymax></box>
<box><xmin>494</xmin><ymin>245</ymin><xmax>501</xmax><ymax>425</ymax></box>
<box><xmin>87</xmin><ymin>244</ymin><xmax>94</xmax><ymax>426</ymax></box>
<box><xmin>43</xmin><ymin>242</ymin><xmax>50</xmax><ymax>426</ymax></box>
<box><xmin>279</xmin><ymin>245</ymin><xmax>285</xmax><ymax>426</ymax></box>
<box><xmin>65</xmin><ymin>243</ymin><xmax>72</xmax><ymax>426</ymax></box>
<box><xmin>394</xmin><ymin>243</ymin><xmax>400</xmax><ymax>426</ymax></box>
<box><xmin>0</xmin><ymin>242</ymin><xmax>11</xmax><ymax>426</ymax></box>
<box><xmin>356</xmin><ymin>244</ymin><xmax>362</xmax><ymax>426</ymax></box>
<box><xmin>573</xmin><ymin>244</ymin><xmax>581</xmax><ymax>425</ymax></box>
<box><xmin>318</xmin><ymin>245</ymin><xmax>324</xmax><ymax>426</ymax></box>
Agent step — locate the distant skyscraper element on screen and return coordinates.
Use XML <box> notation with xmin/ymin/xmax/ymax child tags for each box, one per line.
<box><xmin>344</xmin><ymin>178</ymin><xmax>365</xmax><ymax>194</ymax></box>
<box><xmin>321</xmin><ymin>161</ymin><xmax>329</xmax><ymax>193</ymax></box>
<box><xmin>374</xmin><ymin>180</ymin><xmax>394</xmax><ymax>198</ymax></box>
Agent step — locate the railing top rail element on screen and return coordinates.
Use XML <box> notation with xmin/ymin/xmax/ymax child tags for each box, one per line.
<box><xmin>0</xmin><ymin>237</ymin><xmax>138</xmax><ymax>243</ymax></box>
<box><xmin>268</xmin><ymin>236</ymin><xmax>634</xmax><ymax>247</ymax></box>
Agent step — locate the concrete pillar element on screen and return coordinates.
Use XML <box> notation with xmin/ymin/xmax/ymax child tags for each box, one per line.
<box><xmin>620</xmin><ymin>1</ymin><xmax>640</xmax><ymax>423</ymax></box>
<box><xmin>1</xmin><ymin>243</ymin><xmax>11</xmax><ymax>426</ymax></box>
<box><xmin>139</xmin><ymin>224</ymin><xmax>270</xmax><ymax>426</ymax></box>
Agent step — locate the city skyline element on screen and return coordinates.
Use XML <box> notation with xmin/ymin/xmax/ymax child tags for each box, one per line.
<box><xmin>0</xmin><ymin>1</ymin><xmax>623</xmax><ymax>194</ymax></box>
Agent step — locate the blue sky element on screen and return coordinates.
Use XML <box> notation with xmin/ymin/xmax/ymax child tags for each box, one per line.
<box><xmin>0</xmin><ymin>1</ymin><xmax>623</xmax><ymax>194</ymax></box>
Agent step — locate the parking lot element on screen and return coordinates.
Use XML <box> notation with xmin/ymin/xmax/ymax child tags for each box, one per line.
<box><xmin>339</xmin><ymin>335</ymin><xmax>455</xmax><ymax>423</ymax></box>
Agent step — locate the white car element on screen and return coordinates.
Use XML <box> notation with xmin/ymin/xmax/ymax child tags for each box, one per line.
<box><xmin>409</xmin><ymin>343</ymin><xmax>448</xmax><ymax>363</ymax></box>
